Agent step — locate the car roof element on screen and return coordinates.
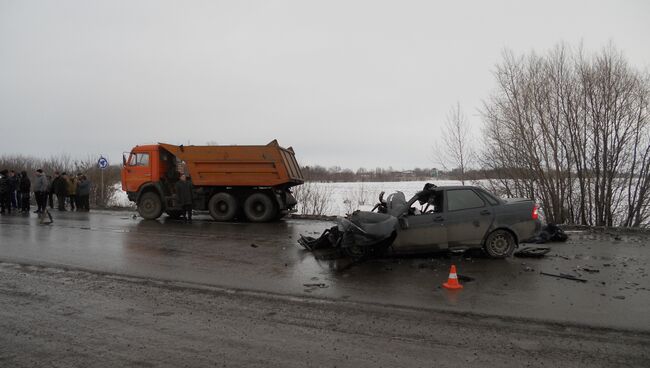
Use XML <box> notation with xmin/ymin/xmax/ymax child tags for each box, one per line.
<box><xmin>432</xmin><ymin>185</ymin><xmax>481</xmax><ymax>190</ymax></box>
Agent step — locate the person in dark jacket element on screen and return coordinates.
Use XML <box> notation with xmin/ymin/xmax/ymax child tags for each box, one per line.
<box><xmin>77</xmin><ymin>175</ymin><xmax>91</xmax><ymax>211</ymax></box>
<box><xmin>46</xmin><ymin>175</ymin><xmax>54</xmax><ymax>209</ymax></box>
<box><xmin>51</xmin><ymin>172</ymin><xmax>68</xmax><ymax>211</ymax></box>
<box><xmin>174</xmin><ymin>174</ymin><xmax>193</xmax><ymax>222</ymax></box>
<box><xmin>8</xmin><ymin>170</ymin><xmax>18</xmax><ymax>209</ymax></box>
<box><xmin>0</xmin><ymin>169</ymin><xmax>11</xmax><ymax>214</ymax></box>
<box><xmin>19</xmin><ymin>171</ymin><xmax>31</xmax><ymax>213</ymax></box>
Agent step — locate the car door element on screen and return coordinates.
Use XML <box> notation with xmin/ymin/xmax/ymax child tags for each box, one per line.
<box><xmin>392</xmin><ymin>190</ymin><xmax>448</xmax><ymax>252</ymax></box>
<box><xmin>444</xmin><ymin>188</ymin><xmax>494</xmax><ymax>247</ymax></box>
<box><xmin>123</xmin><ymin>152</ymin><xmax>152</xmax><ymax>192</ymax></box>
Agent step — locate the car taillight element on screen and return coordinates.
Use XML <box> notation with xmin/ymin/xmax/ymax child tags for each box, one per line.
<box><xmin>532</xmin><ymin>205</ymin><xmax>539</xmax><ymax>220</ymax></box>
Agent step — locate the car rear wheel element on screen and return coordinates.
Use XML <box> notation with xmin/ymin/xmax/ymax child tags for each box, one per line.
<box><xmin>208</xmin><ymin>192</ymin><xmax>238</xmax><ymax>221</ymax></box>
<box><xmin>484</xmin><ymin>230</ymin><xmax>515</xmax><ymax>258</ymax></box>
<box><xmin>138</xmin><ymin>192</ymin><xmax>163</xmax><ymax>220</ymax></box>
<box><xmin>243</xmin><ymin>193</ymin><xmax>277</xmax><ymax>222</ymax></box>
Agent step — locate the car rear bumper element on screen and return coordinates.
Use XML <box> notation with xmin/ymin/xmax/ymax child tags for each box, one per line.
<box><xmin>516</xmin><ymin>219</ymin><xmax>543</xmax><ymax>243</ymax></box>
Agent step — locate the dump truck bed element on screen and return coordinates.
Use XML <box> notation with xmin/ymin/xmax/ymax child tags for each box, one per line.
<box><xmin>158</xmin><ymin>140</ymin><xmax>303</xmax><ymax>188</ymax></box>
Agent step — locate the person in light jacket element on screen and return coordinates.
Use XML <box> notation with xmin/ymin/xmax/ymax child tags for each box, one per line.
<box><xmin>77</xmin><ymin>175</ymin><xmax>91</xmax><ymax>212</ymax></box>
<box><xmin>33</xmin><ymin>169</ymin><xmax>48</xmax><ymax>213</ymax></box>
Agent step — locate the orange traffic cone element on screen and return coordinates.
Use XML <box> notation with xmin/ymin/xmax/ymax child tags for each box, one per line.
<box><xmin>443</xmin><ymin>264</ymin><xmax>463</xmax><ymax>290</ymax></box>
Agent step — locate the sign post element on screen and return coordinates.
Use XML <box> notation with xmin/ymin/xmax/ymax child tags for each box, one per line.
<box><xmin>97</xmin><ymin>156</ymin><xmax>109</xmax><ymax>207</ymax></box>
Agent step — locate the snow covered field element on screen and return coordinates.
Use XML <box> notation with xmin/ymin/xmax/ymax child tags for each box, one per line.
<box><xmin>109</xmin><ymin>180</ymin><xmax>463</xmax><ymax>216</ymax></box>
<box><xmin>295</xmin><ymin>180</ymin><xmax>464</xmax><ymax>216</ymax></box>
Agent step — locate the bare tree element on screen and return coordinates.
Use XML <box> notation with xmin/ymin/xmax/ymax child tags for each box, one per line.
<box><xmin>481</xmin><ymin>43</ymin><xmax>650</xmax><ymax>227</ymax></box>
<box><xmin>434</xmin><ymin>102</ymin><xmax>473</xmax><ymax>184</ymax></box>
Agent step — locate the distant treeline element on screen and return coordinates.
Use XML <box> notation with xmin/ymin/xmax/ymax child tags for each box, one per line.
<box><xmin>299</xmin><ymin>165</ymin><xmax>545</xmax><ymax>182</ymax></box>
<box><xmin>300</xmin><ymin>165</ymin><xmax>468</xmax><ymax>182</ymax></box>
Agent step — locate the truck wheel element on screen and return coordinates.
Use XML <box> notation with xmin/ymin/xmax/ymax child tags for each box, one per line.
<box><xmin>243</xmin><ymin>193</ymin><xmax>277</xmax><ymax>222</ymax></box>
<box><xmin>138</xmin><ymin>192</ymin><xmax>163</xmax><ymax>220</ymax></box>
<box><xmin>484</xmin><ymin>230</ymin><xmax>515</xmax><ymax>258</ymax></box>
<box><xmin>208</xmin><ymin>193</ymin><xmax>238</xmax><ymax>221</ymax></box>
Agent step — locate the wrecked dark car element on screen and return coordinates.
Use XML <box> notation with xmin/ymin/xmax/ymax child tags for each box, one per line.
<box><xmin>299</xmin><ymin>184</ymin><xmax>542</xmax><ymax>259</ymax></box>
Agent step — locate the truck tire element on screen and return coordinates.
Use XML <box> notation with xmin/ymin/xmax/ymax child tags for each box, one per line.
<box><xmin>243</xmin><ymin>193</ymin><xmax>277</xmax><ymax>222</ymax></box>
<box><xmin>483</xmin><ymin>229</ymin><xmax>515</xmax><ymax>258</ymax></box>
<box><xmin>208</xmin><ymin>193</ymin><xmax>238</xmax><ymax>221</ymax></box>
<box><xmin>138</xmin><ymin>192</ymin><xmax>163</xmax><ymax>220</ymax></box>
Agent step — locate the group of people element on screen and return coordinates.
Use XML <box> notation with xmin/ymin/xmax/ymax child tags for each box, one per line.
<box><xmin>0</xmin><ymin>169</ymin><xmax>91</xmax><ymax>215</ymax></box>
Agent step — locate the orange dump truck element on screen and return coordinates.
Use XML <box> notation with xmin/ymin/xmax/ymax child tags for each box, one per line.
<box><xmin>121</xmin><ymin>140</ymin><xmax>304</xmax><ymax>222</ymax></box>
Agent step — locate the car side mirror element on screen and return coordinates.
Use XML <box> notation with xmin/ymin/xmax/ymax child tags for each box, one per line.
<box><xmin>398</xmin><ymin>217</ymin><xmax>409</xmax><ymax>230</ymax></box>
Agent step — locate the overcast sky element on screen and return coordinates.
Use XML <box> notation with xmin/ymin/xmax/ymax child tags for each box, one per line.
<box><xmin>1</xmin><ymin>0</ymin><xmax>649</xmax><ymax>170</ymax></box>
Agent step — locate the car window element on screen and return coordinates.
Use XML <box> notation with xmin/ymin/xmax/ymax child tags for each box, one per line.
<box><xmin>129</xmin><ymin>153</ymin><xmax>150</xmax><ymax>167</ymax></box>
<box><xmin>447</xmin><ymin>189</ymin><xmax>485</xmax><ymax>211</ymax></box>
<box><xmin>478</xmin><ymin>189</ymin><xmax>500</xmax><ymax>205</ymax></box>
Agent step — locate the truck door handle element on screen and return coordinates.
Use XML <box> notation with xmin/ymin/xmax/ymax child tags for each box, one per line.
<box><xmin>480</xmin><ymin>210</ymin><xmax>491</xmax><ymax>215</ymax></box>
<box><xmin>433</xmin><ymin>216</ymin><xmax>444</xmax><ymax>222</ymax></box>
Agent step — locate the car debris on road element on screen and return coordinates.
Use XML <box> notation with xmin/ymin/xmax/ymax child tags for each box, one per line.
<box><xmin>514</xmin><ymin>246</ymin><xmax>551</xmax><ymax>258</ymax></box>
<box><xmin>540</xmin><ymin>271</ymin><xmax>588</xmax><ymax>283</ymax></box>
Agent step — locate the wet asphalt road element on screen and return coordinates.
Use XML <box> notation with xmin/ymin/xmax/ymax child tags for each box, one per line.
<box><xmin>0</xmin><ymin>210</ymin><xmax>648</xmax><ymax>331</ymax></box>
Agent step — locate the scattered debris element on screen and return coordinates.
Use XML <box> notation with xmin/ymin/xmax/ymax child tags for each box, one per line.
<box><xmin>540</xmin><ymin>271</ymin><xmax>587</xmax><ymax>283</ymax></box>
<box><xmin>577</xmin><ymin>266</ymin><xmax>600</xmax><ymax>273</ymax></box>
<box><xmin>457</xmin><ymin>274</ymin><xmax>475</xmax><ymax>282</ymax></box>
<box><xmin>303</xmin><ymin>283</ymin><xmax>328</xmax><ymax>288</ymax></box>
<box><xmin>522</xmin><ymin>265</ymin><xmax>535</xmax><ymax>272</ymax></box>
<box><xmin>613</xmin><ymin>295</ymin><xmax>626</xmax><ymax>300</ymax></box>
<box><xmin>526</xmin><ymin>224</ymin><xmax>569</xmax><ymax>244</ymax></box>
<box><xmin>514</xmin><ymin>246</ymin><xmax>551</xmax><ymax>258</ymax></box>
<box><xmin>250</xmin><ymin>243</ymin><xmax>259</xmax><ymax>248</ymax></box>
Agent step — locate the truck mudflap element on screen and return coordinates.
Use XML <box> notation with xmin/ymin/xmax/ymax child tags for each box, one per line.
<box><xmin>299</xmin><ymin>211</ymin><xmax>398</xmax><ymax>258</ymax></box>
<box><xmin>275</xmin><ymin>190</ymin><xmax>298</xmax><ymax>211</ymax></box>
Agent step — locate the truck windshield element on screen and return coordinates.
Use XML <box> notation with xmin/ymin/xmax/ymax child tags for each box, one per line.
<box><xmin>128</xmin><ymin>153</ymin><xmax>150</xmax><ymax>167</ymax></box>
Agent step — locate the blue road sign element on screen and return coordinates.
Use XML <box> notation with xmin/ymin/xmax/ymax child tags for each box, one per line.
<box><xmin>98</xmin><ymin>156</ymin><xmax>109</xmax><ymax>170</ymax></box>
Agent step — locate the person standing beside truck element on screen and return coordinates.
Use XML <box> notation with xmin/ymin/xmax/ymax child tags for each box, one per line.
<box><xmin>175</xmin><ymin>174</ymin><xmax>193</xmax><ymax>222</ymax></box>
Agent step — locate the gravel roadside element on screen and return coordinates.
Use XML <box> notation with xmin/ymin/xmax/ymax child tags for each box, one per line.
<box><xmin>1</xmin><ymin>262</ymin><xmax>649</xmax><ymax>368</ymax></box>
